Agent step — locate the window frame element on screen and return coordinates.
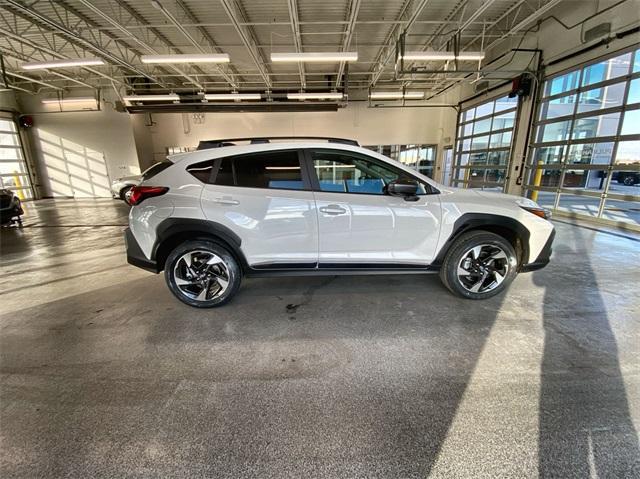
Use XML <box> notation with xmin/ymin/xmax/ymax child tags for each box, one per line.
<box><xmin>303</xmin><ymin>148</ymin><xmax>439</xmax><ymax>196</ymax></box>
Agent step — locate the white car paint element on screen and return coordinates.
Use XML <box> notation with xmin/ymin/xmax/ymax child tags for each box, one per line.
<box><xmin>128</xmin><ymin>141</ymin><xmax>554</xmax><ymax>270</ymax></box>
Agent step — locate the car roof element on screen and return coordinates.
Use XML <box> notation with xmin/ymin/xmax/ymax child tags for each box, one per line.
<box><xmin>168</xmin><ymin>141</ymin><xmax>368</xmax><ymax>163</ymax></box>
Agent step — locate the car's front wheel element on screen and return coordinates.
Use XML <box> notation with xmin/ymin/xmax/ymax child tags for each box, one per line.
<box><xmin>439</xmin><ymin>230</ymin><xmax>518</xmax><ymax>300</ymax></box>
<box><xmin>165</xmin><ymin>240</ymin><xmax>242</xmax><ymax>308</ymax></box>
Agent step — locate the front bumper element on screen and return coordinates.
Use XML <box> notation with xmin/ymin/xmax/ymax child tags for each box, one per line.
<box><xmin>124</xmin><ymin>227</ymin><xmax>159</xmax><ymax>273</ymax></box>
<box><xmin>0</xmin><ymin>204</ymin><xmax>24</xmax><ymax>224</ymax></box>
<box><xmin>519</xmin><ymin>228</ymin><xmax>555</xmax><ymax>273</ymax></box>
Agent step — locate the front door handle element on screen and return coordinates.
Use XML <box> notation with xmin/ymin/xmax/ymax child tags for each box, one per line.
<box><xmin>319</xmin><ymin>204</ymin><xmax>347</xmax><ymax>215</ymax></box>
<box><xmin>213</xmin><ymin>197</ymin><xmax>239</xmax><ymax>206</ymax></box>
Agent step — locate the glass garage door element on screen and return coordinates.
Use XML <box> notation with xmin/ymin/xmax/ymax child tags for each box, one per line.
<box><xmin>364</xmin><ymin>144</ymin><xmax>437</xmax><ymax>178</ymax></box>
<box><xmin>526</xmin><ymin>46</ymin><xmax>640</xmax><ymax>229</ymax></box>
<box><xmin>0</xmin><ymin>115</ymin><xmax>33</xmax><ymax>200</ymax></box>
<box><xmin>453</xmin><ymin>95</ymin><xmax>519</xmax><ymax>191</ymax></box>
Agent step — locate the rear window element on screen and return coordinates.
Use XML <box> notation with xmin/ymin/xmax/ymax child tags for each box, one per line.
<box><xmin>141</xmin><ymin>161</ymin><xmax>172</xmax><ymax>181</ymax></box>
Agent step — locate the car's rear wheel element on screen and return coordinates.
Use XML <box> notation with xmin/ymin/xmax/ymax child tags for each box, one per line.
<box><xmin>440</xmin><ymin>230</ymin><xmax>518</xmax><ymax>300</ymax></box>
<box><xmin>165</xmin><ymin>240</ymin><xmax>241</xmax><ymax>308</ymax></box>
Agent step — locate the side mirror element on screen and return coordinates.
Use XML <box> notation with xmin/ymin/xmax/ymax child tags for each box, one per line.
<box><xmin>387</xmin><ymin>178</ymin><xmax>419</xmax><ymax>200</ymax></box>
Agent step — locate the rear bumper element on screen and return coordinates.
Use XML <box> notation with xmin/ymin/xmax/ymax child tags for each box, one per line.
<box><xmin>124</xmin><ymin>227</ymin><xmax>159</xmax><ymax>273</ymax></box>
<box><xmin>519</xmin><ymin>228</ymin><xmax>555</xmax><ymax>273</ymax></box>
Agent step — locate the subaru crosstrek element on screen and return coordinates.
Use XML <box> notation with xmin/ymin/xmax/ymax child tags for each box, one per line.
<box><xmin>124</xmin><ymin>137</ymin><xmax>554</xmax><ymax>307</ymax></box>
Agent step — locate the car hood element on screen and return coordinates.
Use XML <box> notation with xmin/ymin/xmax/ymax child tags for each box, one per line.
<box><xmin>438</xmin><ymin>186</ymin><xmax>525</xmax><ymax>210</ymax></box>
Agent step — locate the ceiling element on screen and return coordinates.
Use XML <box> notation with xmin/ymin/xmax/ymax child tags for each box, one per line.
<box><xmin>0</xmin><ymin>0</ymin><xmax>560</xmax><ymax>99</ymax></box>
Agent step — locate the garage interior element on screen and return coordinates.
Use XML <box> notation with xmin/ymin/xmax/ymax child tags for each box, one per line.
<box><xmin>1</xmin><ymin>0</ymin><xmax>639</xmax><ymax>477</ymax></box>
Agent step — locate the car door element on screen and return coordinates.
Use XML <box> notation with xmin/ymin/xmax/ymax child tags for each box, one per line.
<box><xmin>306</xmin><ymin>148</ymin><xmax>442</xmax><ymax>266</ymax></box>
<box><xmin>200</xmin><ymin>149</ymin><xmax>318</xmax><ymax>268</ymax></box>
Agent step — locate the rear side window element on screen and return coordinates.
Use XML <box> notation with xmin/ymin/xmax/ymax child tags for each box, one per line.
<box><xmin>141</xmin><ymin>161</ymin><xmax>172</xmax><ymax>180</ymax></box>
<box><xmin>215</xmin><ymin>150</ymin><xmax>305</xmax><ymax>190</ymax></box>
<box><xmin>186</xmin><ymin>160</ymin><xmax>215</xmax><ymax>182</ymax></box>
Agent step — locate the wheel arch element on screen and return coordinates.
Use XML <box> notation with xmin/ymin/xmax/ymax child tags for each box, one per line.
<box><xmin>434</xmin><ymin>213</ymin><xmax>531</xmax><ymax>267</ymax></box>
<box><xmin>152</xmin><ymin>218</ymin><xmax>248</xmax><ymax>273</ymax></box>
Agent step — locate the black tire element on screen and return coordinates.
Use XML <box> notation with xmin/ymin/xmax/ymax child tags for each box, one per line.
<box><xmin>439</xmin><ymin>230</ymin><xmax>518</xmax><ymax>300</ymax></box>
<box><xmin>623</xmin><ymin>176</ymin><xmax>634</xmax><ymax>186</ymax></box>
<box><xmin>119</xmin><ymin>185</ymin><xmax>133</xmax><ymax>201</ymax></box>
<box><xmin>164</xmin><ymin>240</ymin><xmax>242</xmax><ymax>308</ymax></box>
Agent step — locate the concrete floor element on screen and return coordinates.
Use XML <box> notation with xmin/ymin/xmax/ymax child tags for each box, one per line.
<box><xmin>1</xmin><ymin>199</ymin><xmax>639</xmax><ymax>478</ymax></box>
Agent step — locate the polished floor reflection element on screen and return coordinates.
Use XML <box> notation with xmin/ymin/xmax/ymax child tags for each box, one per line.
<box><xmin>1</xmin><ymin>199</ymin><xmax>639</xmax><ymax>478</ymax></box>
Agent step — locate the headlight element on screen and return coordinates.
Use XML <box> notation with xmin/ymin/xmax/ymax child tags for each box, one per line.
<box><xmin>516</xmin><ymin>198</ymin><xmax>550</xmax><ymax>219</ymax></box>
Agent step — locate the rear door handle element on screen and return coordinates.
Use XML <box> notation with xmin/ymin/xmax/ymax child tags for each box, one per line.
<box><xmin>213</xmin><ymin>197</ymin><xmax>239</xmax><ymax>205</ymax></box>
<box><xmin>319</xmin><ymin>204</ymin><xmax>347</xmax><ymax>215</ymax></box>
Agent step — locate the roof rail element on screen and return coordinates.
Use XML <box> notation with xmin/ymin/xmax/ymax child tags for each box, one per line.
<box><xmin>196</xmin><ymin>136</ymin><xmax>359</xmax><ymax>150</ymax></box>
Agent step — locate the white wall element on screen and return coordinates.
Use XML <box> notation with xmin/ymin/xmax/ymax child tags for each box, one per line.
<box><xmin>135</xmin><ymin>101</ymin><xmax>457</xmax><ymax>180</ymax></box>
<box><xmin>18</xmin><ymin>90</ymin><xmax>140</xmax><ymax>198</ymax></box>
<box><xmin>0</xmin><ymin>90</ymin><xmax>20</xmax><ymax>111</ymax></box>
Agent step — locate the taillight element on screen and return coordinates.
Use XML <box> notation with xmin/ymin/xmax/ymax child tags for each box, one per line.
<box><xmin>128</xmin><ymin>186</ymin><xmax>169</xmax><ymax>205</ymax></box>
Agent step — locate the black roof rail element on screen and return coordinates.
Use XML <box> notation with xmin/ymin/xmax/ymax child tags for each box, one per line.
<box><xmin>196</xmin><ymin>136</ymin><xmax>359</xmax><ymax>150</ymax></box>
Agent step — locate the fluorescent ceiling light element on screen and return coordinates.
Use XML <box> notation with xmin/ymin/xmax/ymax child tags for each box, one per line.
<box><xmin>141</xmin><ymin>54</ymin><xmax>230</xmax><ymax>64</ymax></box>
<box><xmin>203</xmin><ymin>93</ymin><xmax>261</xmax><ymax>101</ymax></box>
<box><xmin>456</xmin><ymin>52</ymin><xmax>485</xmax><ymax>61</ymax></box>
<box><xmin>287</xmin><ymin>92</ymin><xmax>344</xmax><ymax>100</ymax></box>
<box><xmin>41</xmin><ymin>97</ymin><xmax>96</xmax><ymax>104</ymax></box>
<box><xmin>369</xmin><ymin>91</ymin><xmax>425</xmax><ymax>100</ymax></box>
<box><xmin>402</xmin><ymin>52</ymin><xmax>455</xmax><ymax>61</ymax></box>
<box><xmin>122</xmin><ymin>94</ymin><xmax>180</xmax><ymax>101</ymax></box>
<box><xmin>271</xmin><ymin>52</ymin><xmax>358</xmax><ymax>62</ymax></box>
<box><xmin>22</xmin><ymin>58</ymin><xmax>105</xmax><ymax>70</ymax></box>
<box><xmin>401</xmin><ymin>51</ymin><xmax>485</xmax><ymax>61</ymax></box>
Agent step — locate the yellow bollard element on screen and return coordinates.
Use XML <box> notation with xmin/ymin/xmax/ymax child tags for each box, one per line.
<box><xmin>531</xmin><ymin>160</ymin><xmax>543</xmax><ymax>202</ymax></box>
<box><xmin>13</xmin><ymin>171</ymin><xmax>24</xmax><ymax>200</ymax></box>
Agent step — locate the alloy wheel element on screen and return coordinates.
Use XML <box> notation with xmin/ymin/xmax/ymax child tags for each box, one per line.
<box><xmin>173</xmin><ymin>250</ymin><xmax>231</xmax><ymax>301</ymax></box>
<box><xmin>456</xmin><ymin>244</ymin><xmax>510</xmax><ymax>294</ymax></box>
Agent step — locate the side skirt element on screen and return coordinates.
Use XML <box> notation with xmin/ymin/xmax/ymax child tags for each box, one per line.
<box><xmin>245</xmin><ymin>263</ymin><xmax>439</xmax><ymax>277</ymax></box>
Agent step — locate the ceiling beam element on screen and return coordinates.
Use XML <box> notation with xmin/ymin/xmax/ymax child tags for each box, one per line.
<box><xmin>3</xmin><ymin>0</ymin><xmax>164</xmax><ymax>87</ymax></box>
<box><xmin>74</xmin><ymin>0</ymin><xmax>201</xmax><ymax>90</ymax></box>
<box><xmin>286</xmin><ymin>0</ymin><xmax>306</xmax><ymax>89</ymax></box>
<box><xmin>484</xmin><ymin>0</ymin><xmax>563</xmax><ymax>51</ymax></box>
<box><xmin>146</xmin><ymin>0</ymin><xmax>237</xmax><ymax>89</ymax></box>
<box><xmin>370</xmin><ymin>0</ymin><xmax>432</xmax><ymax>87</ymax></box>
<box><xmin>0</xmin><ymin>26</ymin><xmax>125</xmax><ymax>86</ymax></box>
<box><xmin>5</xmin><ymin>71</ymin><xmax>63</xmax><ymax>90</ymax></box>
<box><xmin>0</xmin><ymin>47</ymin><xmax>95</xmax><ymax>89</ymax></box>
<box><xmin>219</xmin><ymin>0</ymin><xmax>272</xmax><ymax>89</ymax></box>
<box><xmin>335</xmin><ymin>0</ymin><xmax>362</xmax><ymax>89</ymax></box>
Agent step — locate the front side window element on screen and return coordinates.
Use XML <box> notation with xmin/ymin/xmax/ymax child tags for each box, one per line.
<box><xmin>310</xmin><ymin>150</ymin><xmax>427</xmax><ymax>195</ymax></box>
<box><xmin>214</xmin><ymin>150</ymin><xmax>305</xmax><ymax>190</ymax></box>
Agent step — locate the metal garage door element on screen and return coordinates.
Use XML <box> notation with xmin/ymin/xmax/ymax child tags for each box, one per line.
<box><xmin>0</xmin><ymin>114</ymin><xmax>33</xmax><ymax>200</ymax></box>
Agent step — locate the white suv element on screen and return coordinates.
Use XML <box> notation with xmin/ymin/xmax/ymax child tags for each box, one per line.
<box><xmin>124</xmin><ymin>137</ymin><xmax>554</xmax><ymax>307</ymax></box>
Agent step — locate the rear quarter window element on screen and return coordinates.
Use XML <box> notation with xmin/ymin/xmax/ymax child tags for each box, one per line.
<box><xmin>142</xmin><ymin>161</ymin><xmax>172</xmax><ymax>181</ymax></box>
